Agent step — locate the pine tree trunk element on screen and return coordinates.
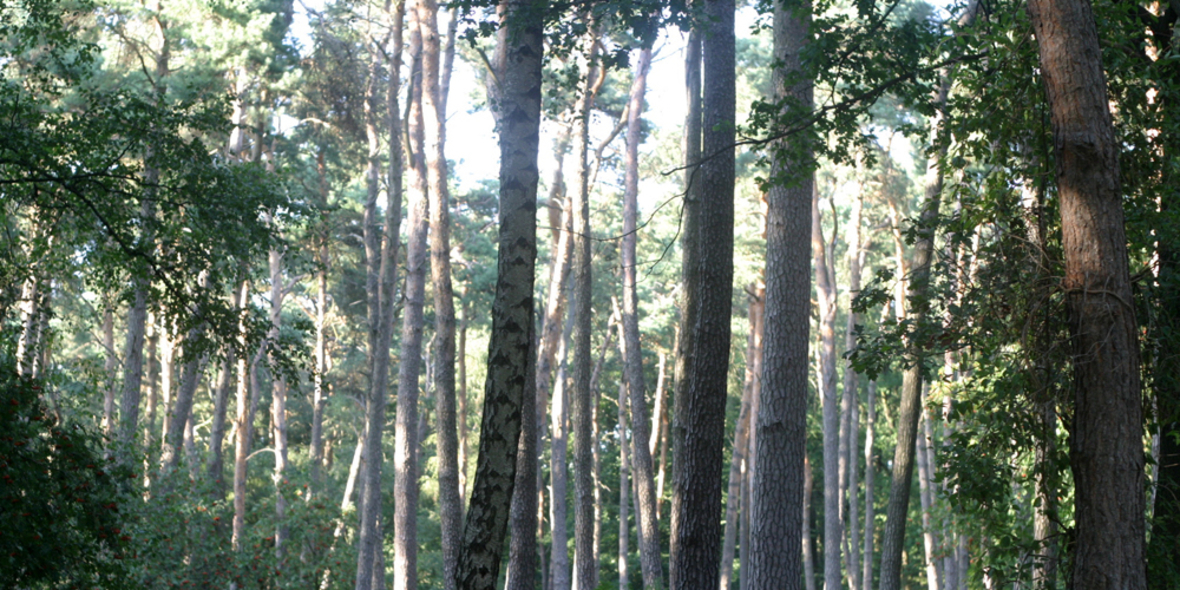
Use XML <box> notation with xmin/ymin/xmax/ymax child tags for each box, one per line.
<box><xmin>841</xmin><ymin>192</ymin><xmax>864</xmax><ymax>590</ymax></box>
<box><xmin>268</xmin><ymin>240</ymin><xmax>290</xmax><ymax>563</ymax></box>
<box><xmin>571</xmin><ymin>30</ymin><xmax>602</xmax><ymax>590</ymax></box>
<box><xmin>672</xmin><ymin>21</ymin><xmax>701</xmax><ymax>541</ymax></box>
<box><xmin>619</xmin><ymin>379</ymin><xmax>632</xmax><ymax>590</ymax></box>
<box><xmin>420</xmin><ymin>0</ymin><xmax>462</xmax><ymax>585</ymax></box>
<box><xmin>455</xmin><ymin>1</ymin><xmax>542</xmax><ymax>585</ymax></box>
<box><xmin>802</xmin><ymin>456</ymin><xmax>816</xmax><ymax>590</ymax></box>
<box><xmin>550</xmin><ymin>328</ymin><xmax>573</xmax><ymax>590</ymax></box>
<box><xmin>1026</xmin><ymin>0</ymin><xmax>1144</xmax><ymax>585</ymax></box>
<box><xmin>619</xmin><ymin>44</ymin><xmax>664</xmax><ymax>590</ymax></box>
<box><xmin>812</xmin><ymin>188</ymin><xmax>841</xmax><ymax>590</ymax></box>
<box><xmin>671</xmin><ymin>0</ymin><xmax>734</xmax><ymax>587</ymax></box>
<box><xmin>309</xmin><ymin>149</ymin><xmax>331</xmax><ymax>494</ymax></box>
<box><xmin>721</xmin><ymin>286</ymin><xmax>762</xmax><ymax>590</ymax></box>
<box><xmin>356</xmin><ymin>4</ymin><xmax>400</xmax><ymax>583</ymax></box>
<box><xmin>748</xmin><ymin>0</ymin><xmax>810</xmax><ymax>587</ymax></box>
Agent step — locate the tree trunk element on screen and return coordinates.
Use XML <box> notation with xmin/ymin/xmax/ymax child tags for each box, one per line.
<box><xmin>841</xmin><ymin>191</ymin><xmax>864</xmax><ymax>590</ymax></box>
<box><xmin>721</xmin><ymin>286</ymin><xmax>763</xmax><ymax>590</ymax></box>
<box><xmin>916</xmin><ymin>406</ymin><xmax>940</xmax><ymax>590</ymax></box>
<box><xmin>571</xmin><ymin>29</ymin><xmax>603</xmax><ymax>590</ymax></box>
<box><xmin>420</xmin><ymin>0</ymin><xmax>462</xmax><ymax>585</ymax></box>
<box><xmin>748</xmin><ymin>0</ymin><xmax>810</xmax><ymax>588</ymax></box>
<box><xmin>1026</xmin><ymin>0</ymin><xmax>1145</xmax><ymax>585</ymax></box>
<box><xmin>455</xmin><ymin>0</ymin><xmax>542</xmax><ymax>586</ymax></box>
<box><xmin>619</xmin><ymin>379</ymin><xmax>633</xmax><ymax>590</ymax></box>
<box><xmin>161</xmin><ymin>322</ymin><xmax>203</xmax><ymax>479</ymax></box>
<box><xmin>309</xmin><ymin>148</ymin><xmax>331</xmax><ymax>494</ymax></box>
<box><xmin>356</xmin><ymin>3</ymin><xmax>400</xmax><ymax>583</ymax></box>
<box><xmin>812</xmin><ymin>187</ymin><xmax>840</xmax><ymax>590</ymax></box>
<box><xmin>861</xmin><ymin>381</ymin><xmax>876</xmax><ymax>589</ymax></box>
<box><xmin>671</xmin><ymin>19</ymin><xmax>701</xmax><ymax>545</ymax></box>
<box><xmin>803</xmin><ymin>456</ymin><xmax>816</xmax><ymax>590</ymax></box>
<box><xmin>267</xmin><ymin>237</ymin><xmax>290</xmax><ymax>563</ymax></box>
<box><xmin>618</xmin><ymin>44</ymin><xmax>663</xmax><ymax>590</ymax></box>
<box><xmin>877</xmin><ymin>83</ymin><xmax>951</xmax><ymax>590</ymax></box>
<box><xmin>550</xmin><ymin>327</ymin><xmax>573</xmax><ymax>590</ymax></box>
<box><xmin>232</xmin><ymin>313</ymin><xmax>263</xmax><ymax>552</ymax></box>
<box><xmin>102</xmin><ymin>303</ymin><xmax>116</xmax><ymax>437</ymax></box>
<box><xmin>670</xmin><ymin>0</ymin><xmax>734</xmax><ymax>587</ymax></box>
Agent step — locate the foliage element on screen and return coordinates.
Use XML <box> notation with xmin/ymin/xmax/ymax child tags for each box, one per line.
<box><xmin>0</xmin><ymin>356</ymin><xmax>133</xmax><ymax>589</ymax></box>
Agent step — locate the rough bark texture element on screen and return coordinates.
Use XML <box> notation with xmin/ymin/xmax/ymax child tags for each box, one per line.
<box><xmin>455</xmin><ymin>1</ymin><xmax>541</xmax><ymax>587</ymax></box>
<box><xmin>510</xmin><ymin>138</ymin><xmax>571</xmax><ymax>590</ymax></box>
<box><xmin>571</xmin><ymin>34</ymin><xmax>600</xmax><ymax>590</ymax></box>
<box><xmin>670</xmin><ymin>0</ymin><xmax>734</xmax><ymax>588</ymax></box>
<box><xmin>420</xmin><ymin>0</ymin><xmax>462</xmax><ymax>586</ymax></box>
<box><xmin>1026</xmin><ymin>0</ymin><xmax>1145</xmax><ymax>586</ymax></box>
<box><xmin>748</xmin><ymin>1</ymin><xmax>810</xmax><ymax>589</ymax></box>
<box><xmin>620</xmin><ymin>45</ymin><xmax>663</xmax><ymax>590</ymax></box>
<box><xmin>672</xmin><ymin>23</ymin><xmax>701</xmax><ymax>540</ymax></box>
<box><xmin>619</xmin><ymin>379</ymin><xmax>632</xmax><ymax>590</ymax></box>
<box><xmin>721</xmin><ymin>287</ymin><xmax>761</xmax><ymax>590</ymax></box>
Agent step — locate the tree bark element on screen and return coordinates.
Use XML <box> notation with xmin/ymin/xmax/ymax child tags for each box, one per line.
<box><xmin>670</xmin><ymin>0</ymin><xmax>734</xmax><ymax>587</ymax></box>
<box><xmin>550</xmin><ymin>323</ymin><xmax>573</xmax><ymax>590</ymax></box>
<box><xmin>812</xmin><ymin>187</ymin><xmax>840</xmax><ymax>590</ymax></box>
<box><xmin>841</xmin><ymin>191</ymin><xmax>864</xmax><ymax>590</ymax></box>
<box><xmin>419</xmin><ymin>0</ymin><xmax>462</xmax><ymax>585</ymax></box>
<box><xmin>619</xmin><ymin>44</ymin><xmax>663</xmax><ymax>590</ymax></box>
<box><xmin>513</xmin><ymin>131</ymin><xmax>572</xmax><ymax>590</ymax></box>
<box><xmin>802</xmin><ymin>456</ymin><xmax>816</xmax><ymax>590</ymax></box>
<box><xmin>619</xmin><ymin>379</ymin><xmax>633</xmax><ymax>590</ymax></box>
<box><xmin>455</xmin><ymin>1</ymin><xmax>542</xmax><ymax>586</ymax></box>
<box><xmin>357</xmin><ymin>3</ymin><xmax>401</xmax><ymax>584</ymax></box>
<box><xmin>1026</xmin><ymin>0</ymin><xmax>1145</xmax><ymax>586</ymax></box>
<box><xmin>571</xmin><ymin>29</ymin><xmax>603</xmax><ymax>590</ymax></box>
<box><xmin>916</xmin><ymin>406</ymin><xmax>940</xmax><ymax>590</ymax></box>
<box><xmin>721</xmin><ymin>286</ymin><xmax>763</xmax><ymax>590</ymax></box>
<box><xmin>748</xmin><ymin>0</ymin><xmax>810</xmax><ymax>588</ymax></box>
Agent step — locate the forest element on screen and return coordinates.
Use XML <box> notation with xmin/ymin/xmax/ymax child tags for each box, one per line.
<box><xmin>1</xmin><ymin>0</ymin><xmax>1176</xmax><ymax>588</ymax></box>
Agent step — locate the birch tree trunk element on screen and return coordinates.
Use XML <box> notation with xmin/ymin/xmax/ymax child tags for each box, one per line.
<box><xmin>861</xmin><ymin>380</ymin><xmax>877</xmax><ymax>589</ymax></box>
<box><xmin>455</xmin><ymin>1</ymin><xmax>542</xmax><ymax>586</ymax></box>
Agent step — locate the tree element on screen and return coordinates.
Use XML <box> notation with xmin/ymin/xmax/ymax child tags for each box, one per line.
<box><xmin>670</xmin><ymin>0</ymin><xmax>735</xmax><ymax>589</ymax></box>
<box><xmin>1025</xmin><ymin>0</ymin><xmax>1145</xmax><ymax>586</ymax></box>
<box><xmin>455</xmin><ymin>1</ymin><xmax>543</xmax><ymax>588</ymax></box>
<box><xmin>747</xmin><ymin>0</ymin><xmax>811</xmax><ymax>588</ymax></box>
<box><xmin>620</xmin><ymin>44</ymin><xmax>665</xmax><ymax>590</ymax></box>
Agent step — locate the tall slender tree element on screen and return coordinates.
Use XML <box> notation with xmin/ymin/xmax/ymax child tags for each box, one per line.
<box><xmin>670</xmin><ymin>0</ymin><xmax>735</xmax><ymax>588</ymax></box>
<box><xmin>456</xmin><ymin>0</ymin><xmax>543</xmax><ymax>587</ymax></box>
<box><xmin>748</xmin><ymin>0</ymin><xmax>811</xmax><ymax>587</ymax></box>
